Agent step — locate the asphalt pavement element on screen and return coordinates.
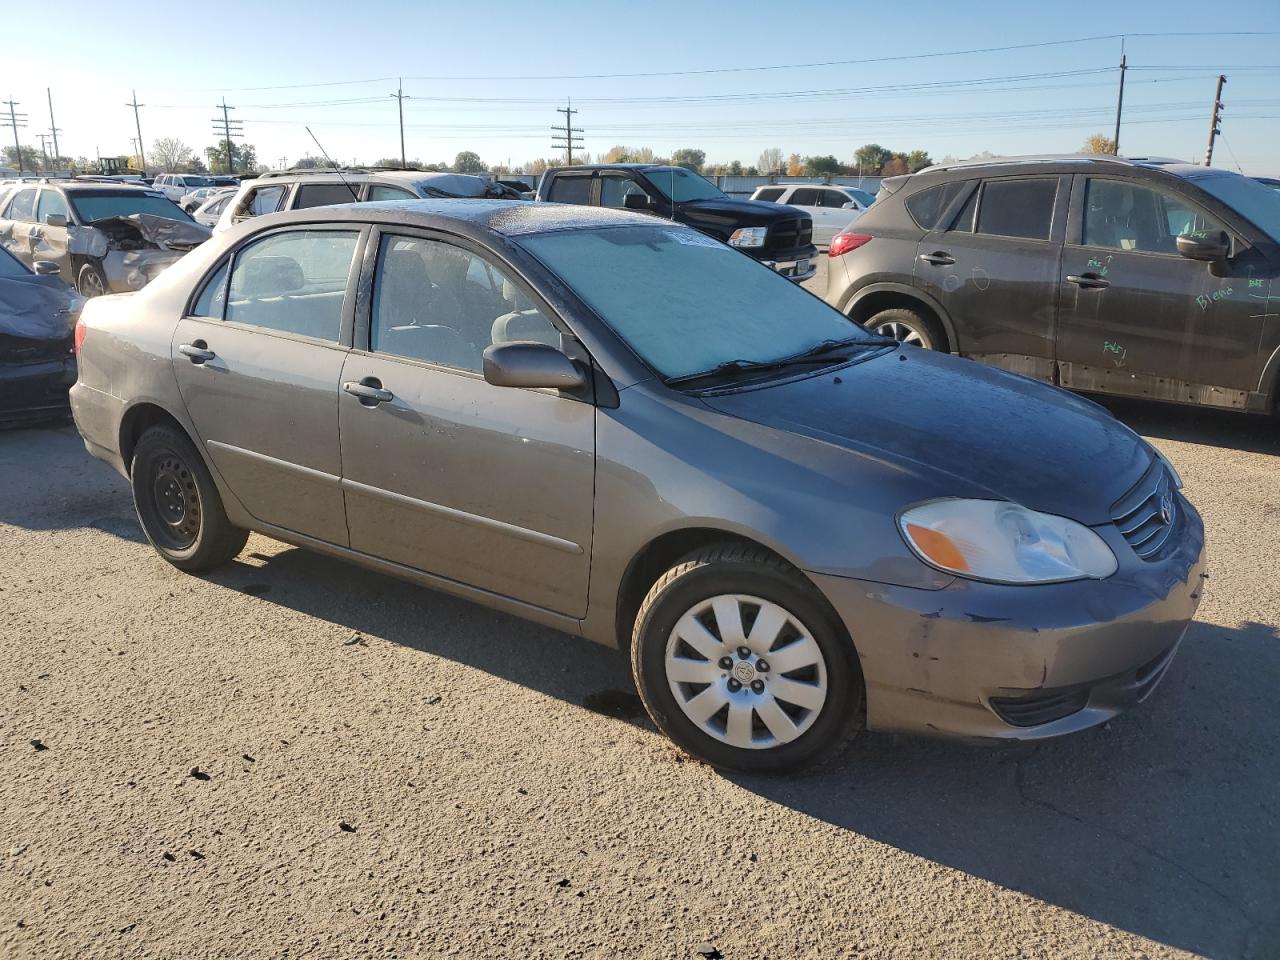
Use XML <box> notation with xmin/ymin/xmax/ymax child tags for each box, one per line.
<box><xmin>1</xmin><ymin>346</ymin><xmax>1277</xmax><ymax>958</ymax></box>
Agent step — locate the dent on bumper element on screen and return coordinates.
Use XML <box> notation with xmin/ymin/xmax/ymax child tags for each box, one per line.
<box><xmin>810</xmin><ymin>507</ymin><xmax>1207</xmax><ymax>740</ymax></box>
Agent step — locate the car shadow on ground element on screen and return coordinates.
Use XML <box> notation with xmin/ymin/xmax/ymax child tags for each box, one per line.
<box><xmin>1098</xmin><ymin>396</ymin><xmax>1279</xmax><ymax>456</ymax></box>
<box><xmin>207</xmin><ymin>546</ymin><xmax>1279</xmax><ymax>960</ymax></box>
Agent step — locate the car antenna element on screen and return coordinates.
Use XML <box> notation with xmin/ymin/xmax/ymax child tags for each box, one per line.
<box><xmin>305</xmin><ymin>126</ymin><xmax>359</xmax><ymax>202</ymax></box>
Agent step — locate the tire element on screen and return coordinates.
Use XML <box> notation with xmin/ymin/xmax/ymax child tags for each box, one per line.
<box><xmin>866</xmin><ymin>306</ymin><xmax>943</xmax><ymax>350</ymax></box>
<box><xmin>129</xmin><ymin>425</ymin><xmax>248</xmax><ymax>572</ymax></box>
<box><xmin>76</xmin><ymin>262</ymin><xmax>108</xmax><ymax>298</ymax></box>
<box><xmin>630</xmin><ymin>543</ymin><xmax>863</xmax><ymax>774</ymax></box>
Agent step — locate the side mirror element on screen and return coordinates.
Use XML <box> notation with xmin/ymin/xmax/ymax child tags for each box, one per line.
<box><xmin>482</xmin><ymin>341</ymin><xmax>586</xmax><ymax>390</ymax></box>
<box><xmin>33</xmin><ymin>260</ymin><xmax>61</xmax><ymax>276</ymax></box>
<box><xmin>623</xmin><ymin>192</ymin><xmax>654</xmax><ymax>211</ymax></box>
<box><xmin>1176</xmin><ymin>230</ymin><xmax>1229</xmax><ymax>262</ymax></box>
<box><xmin>44</xmin><ymin>213</ymin><xmax>68</xmax><ymax>228</ymax></box>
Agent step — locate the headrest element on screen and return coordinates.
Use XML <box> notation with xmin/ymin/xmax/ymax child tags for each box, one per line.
<box><xmin>236</xmin><ymin>255</ymin><xmax>304</xmax><ymax>297</ymax></box>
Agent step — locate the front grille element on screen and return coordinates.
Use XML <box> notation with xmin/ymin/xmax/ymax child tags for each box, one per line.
<box><xmin>768</xmin><ymin>217</ymin><xmax>812</xmax><ymax>251</ymax></box>
<box><xmin>1110</xmin><ymin>459</ymin><xmax>1178</xmax><ymax>560</ymax></box>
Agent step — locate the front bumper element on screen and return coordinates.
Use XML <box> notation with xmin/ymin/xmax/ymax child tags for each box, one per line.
<box><xmin>757</xmin><ymin>245</ymin><xmax>819</xmax><ymax>282</ymax></box>
<box><xmin>811</xmin><ymin>499</ymin><xmax>1206</xmax><ymax>740</ymax></box>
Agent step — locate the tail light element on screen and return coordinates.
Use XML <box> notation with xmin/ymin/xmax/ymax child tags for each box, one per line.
<box><xmin>829</xmin><ymin>232</ymin><xmax>873</xmax><ymax>258</ymax></box>
<box><xmin>74</xmin><ymin>318</ymin><xmax>87</xmax><ymax>354</ymax></box>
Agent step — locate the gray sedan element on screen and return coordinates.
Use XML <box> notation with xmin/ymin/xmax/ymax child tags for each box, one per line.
<box><xmin>69</xmin><ymin>200</ymin><xmax>1205</xmax><ymax>773</ymax></box>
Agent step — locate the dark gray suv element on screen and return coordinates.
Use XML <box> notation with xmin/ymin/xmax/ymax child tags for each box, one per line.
<box><xmin>825</xmin><ymin>155</ymin><xmax>1280</xmax><ymax>414</ymax></box>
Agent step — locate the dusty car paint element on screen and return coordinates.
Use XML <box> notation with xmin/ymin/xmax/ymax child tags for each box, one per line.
<box><xmin>70</xmin><ymin>200</ymin><xmax>1205</xmax><ymax>742</ymax></box>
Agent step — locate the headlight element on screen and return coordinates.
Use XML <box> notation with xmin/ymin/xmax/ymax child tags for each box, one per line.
<box><xmin>899</xmin><ymin>499</ymin><xmax>1117</xmax><ymax>584</ymax></box>
<box><xmin>1153</xmin><ymin>448</ymin><xmax>1183</xmax><ymax>490</ymax></box>
<box><xmin>728</xmin><ymin>226</ymin><xmax>767</xmax><ymax>249</ymax></box>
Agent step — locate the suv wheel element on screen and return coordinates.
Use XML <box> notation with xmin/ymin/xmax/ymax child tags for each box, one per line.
<box><xmin>630</xmin><ymin>543</ymin><xmax>863</xmax><ymax>774</ymax></box>
<box><xmin>130</xmin><ymin>425</ymin><xmax>248</xmax><ymax>571</ymax></box>
<box><xmin>866</xmin><ymin>306</ymin><xmax>942</xmax><ymax>350</ymax></box>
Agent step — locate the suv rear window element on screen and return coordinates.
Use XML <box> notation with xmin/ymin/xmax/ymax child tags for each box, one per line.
<box><xmin>906</xmin><ymin>181</ymin><xmax>968</xmax><ymax>230</ymax></box>
<box><xmin>974</xmin><ymin>179</ymin><xmax>1057</xmax><ymax>240</ymax></box>
<box><xmin>547</xmin><ymin>175</ymin><xmax>592</xmax><ymax>205</ymax></box>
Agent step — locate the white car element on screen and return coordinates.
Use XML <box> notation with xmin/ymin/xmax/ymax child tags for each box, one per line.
<box><xmin>191</xmin><ymin>188</ymin><xmax>238</xmax><ymax>227</ymax></box>
<box><xmin>750</xmin><ymin>184</ymin><xmax>875</xmax><ymax>246</ymax></box>
<box><xmin>153</xmin><ymin>173</ymin><xmax>216</xmax><ymax>203</ymax></box>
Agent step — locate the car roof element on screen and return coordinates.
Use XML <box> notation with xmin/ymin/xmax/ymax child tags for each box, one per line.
<box><xmin>909</xmin><ymin>153</ymin><xmax>1241</xmax><ymax>184</ymax></box>
<box><xmin>10</xmin><ymin>179</ymin><xmax>160</xmax><ymax>193</ymax></box>
<box><xmin>248</xmin><ymin>198</ymin><xmax>660</xmax><ymax>238</ymax></box>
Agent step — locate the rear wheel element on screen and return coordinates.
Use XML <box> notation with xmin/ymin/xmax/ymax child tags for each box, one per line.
<box><xmin>630</xmin><ymin>543</ymin><xmax>863</xmax><ymax>774</ymax></box>
<box><xmin>130</xmin><ymin>425</ymin><xmax>247</xmax><ymax>571</ymax></box>
<box><xmin>866</xmin><ymin>306</ymin><xmax>943</xmax><ymax>350</ymax></box>
<box><xmin>76</xmin><ymin>262</ymin><xmax>108</xmax><ymax>298</ymax></box>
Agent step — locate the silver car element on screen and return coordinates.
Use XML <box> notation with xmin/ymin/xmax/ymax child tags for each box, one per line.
<box><xmin>69</xmin><ymin>200</ymin><xmax>1205</xmax><ymax>773</ymax></box>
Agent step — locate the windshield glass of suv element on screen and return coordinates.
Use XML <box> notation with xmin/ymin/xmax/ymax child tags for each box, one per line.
<box><xmin>1194</xmin><ymin>173</ymin><xmax>1280</xmax><ymax>243</ymax></box>
<box><xmin>70</xmin><ymin>191</ymin><xmax>194</xmax><ymax>224</ymax></box>
<box><xmin>519</xmin><ymin>225</ymin><xmax>873</xmax><ymax>380</ymax></box>
<box><xmin>644</xmin><ymin>167</ymin><xmax>726</xmax><ymax>203</ymax></box>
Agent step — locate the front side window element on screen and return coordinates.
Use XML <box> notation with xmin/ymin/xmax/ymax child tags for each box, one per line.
<box><xmin>547</xmin><ymin>175</ymin><xmax>592</xmax><ymax>205</ymax></box>
<box><xmin>224</xmin><ymin>229</ymin><xmax>359</xmax><ymax>341</ymax></box>
<box><xmin>5</xmin><ymin>189</ymin><xmax>36</xmax><ymax>222</ymax></box>
<box><xmin>788</xmin><ymin>188</ymin><xmax>820</xmax><ymax>207</ymax></box>
<box><xmin>973</xmin><ymin>178</ymin><xmax>1057</xmax><ymax>240</ymax></box>
<box><xmin>36</xmin><ymin>189</ymin><xmax>70</xmax><ymax>222</ymax></box>
<box><xmin>368</xmin><ymin>185</ymin><xmax>415</xmax><ymax>202</ymax></box>
<box><xmin>518</xmin><ymin>225</ymin><xmax>875</xmax><ymax>380</ymax></box>
<box><xmin>1083</xmin><ymin>179</ymin><xmax>1227</xmax><ymax>254</ymax></box>
<box><xmin>642</xmin><ymin>167</ymin><xmax>725</xmax><ymax>203</ymax></box>
<box><xmin>600</xmin><ymin>175</ymin><xmax>649</xmax><ymax>209</ymax></box>
<box><xmin>238</xmin><ymin>184</ymin><xmax>287</xmax><ymax>219</ymax></box>
<box><xmin>818</xmin><ymin>190</ymin><xmax>851</xmax><ymax>209</ymax></box>
<box><xmin>370</xmin><ymin>234</ymin><xmax>559</xmax><ymax>373</ymax></box>
<box><xmin>754</xmin><ymin>188</ymin><xmax>785</xmax><ymax>203</ymax></box>
<box><xmin>294</xmin><ymin>182</ymin><xmax>360</xmax><ymax>209</ymax></box>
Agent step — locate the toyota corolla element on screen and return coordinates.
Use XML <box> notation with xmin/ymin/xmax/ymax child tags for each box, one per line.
<box><xmin>69</xmin><ymin>200</ymin><xmax>1205</xmax><ymax>773</ymax></box>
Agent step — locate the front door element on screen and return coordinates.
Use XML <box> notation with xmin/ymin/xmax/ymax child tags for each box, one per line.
<box><xmin>1056</xmin><ymin>175</ymin><xmax>1272</xmax><ymax>407</ymax></box>
<box><xmin>32</xmin><ymin>188</ymin><xmax>73</xmax><ymax>272</ymax></box>
<box><xmin>338</xmin><ymin>231</ymin><xmax>595</xmax><ymax>617</ymax></box>
<box><xmin>913</xmin><ymin>175</ymin><xmax>1068</xmax><ymax>381</ymax></box>
<box><xmin>170</xmin><ymin>225</ymin><xmax>364</xmax><ymax>544</ymax></box>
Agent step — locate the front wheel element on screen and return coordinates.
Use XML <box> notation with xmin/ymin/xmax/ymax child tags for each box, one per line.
<box><xmin>630</xmin><ymin>543</ymin><xmax>863</xmax><ymax>774</ymax></box>
<box><xmin>130</xmin><ymin>425</ymin><xmax>248</xmax><ymax>571</ymax></box>
<box><xmin>76</xmin><ymin>262</ymin><xmax>108</xmax><ymax>298</ymax></box>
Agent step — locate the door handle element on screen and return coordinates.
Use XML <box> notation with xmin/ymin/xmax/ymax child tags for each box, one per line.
<box><xmin>179</xmin><ymin>341</ymin><xmax>215</xmax><ymax>364</ymax></box>
<box><xmin>343</xmin><ymin>378</ymin><xmax>394</xmax><ymax>405</ymax></box>
<box><xmin>918</xmin><ymin>252</ymin><xmax>955</xmax><ymax>266</ymax></box>
<box><xmin>1066</xmin><ymin>273</ymin><xmax>1111</xmax><ymax>290</ymax></box>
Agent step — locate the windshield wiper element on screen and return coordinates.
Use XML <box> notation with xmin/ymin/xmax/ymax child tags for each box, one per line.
<box><xmin>664</xmin><ymin>337</ymin><xmax>892</xmax><ymax>388</ymax></box>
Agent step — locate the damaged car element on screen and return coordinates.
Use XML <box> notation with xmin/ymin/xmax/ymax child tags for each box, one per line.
<box><xmin>0</xmin><ymin>181</ymin><xmax>211</xmax><ymax>297</ymax></box>
<box><xmin>0</xmin><ymin>244</ymin><xmax>82</xmax><ymax>425</ymax></box>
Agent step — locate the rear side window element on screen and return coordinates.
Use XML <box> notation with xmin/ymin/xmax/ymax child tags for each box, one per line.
<box><xmin>906</xmin><ymin>181</ymin><xmax>968</xmax><ymax>230</ymax></box>
<box><xmin>225</xmin><ymin>229</ymin><xmax>359</xmax><ymax>341</ymax></box>
<box><xmin>788</xmin><ymin>188</ymin><xmax>820</xmax><ymax>206</ymax></box>
<box><xmin>547</xmin><ymin>175</ymin><xmax>592</xmax><ymax>205</ymax></box>
<box><xmin>238</xmin><ymin>184</ymin><xmax>287</xmax><ymax>219</ymax></box>
<box><xmin>5</xmin><ymin>189</ymin><xmax>36</xmax><ymax>222</ymax></box>
<box><xmin>754</xmin><ymin>187</ymin><xmax>784</xmax><ymax>203</ymax></box>
<box><xmin>294</xmin><ymin>183</ymin><xmax>360</xmax><ymax>209</ymax></box>
<box><xmin>974</xmin><ymin>179</ymin><xmax>1057</xmax><ymax>240</ymax></box>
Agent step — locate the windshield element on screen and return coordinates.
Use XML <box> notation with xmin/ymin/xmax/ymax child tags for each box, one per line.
<box><xmin>183</xmin><ymin>177</ymin><xmax>213</xmax><ymax>188</ymax></box>
<box><xmin>518</xmin><ymin>225</ymin><xmax>876</xmax><ymax>380</ymax></box>
<box><xmin>643</xmin><ymin>167</ymin><xmax>726</xmax><ymax>203</ymax></box>
<box><xmin>0</xmin><ymin>245</ymin><xmax>29</xmax><ymax>278</ymax></box>
<box><xmin>69</xmin><ymin>191</ymin><xmax>194</xmax><ymax>224</ymax></box>
<box><xmin>1194</xmin><ymin>173</ymin><xmax>1280</xmax><ymax>243</ymax></box>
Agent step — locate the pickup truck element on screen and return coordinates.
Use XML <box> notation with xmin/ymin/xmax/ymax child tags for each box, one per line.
<box><xmin>537</xmin><ymin>164</ymin><xmax>816</xmax><ymax>280</ymax></box>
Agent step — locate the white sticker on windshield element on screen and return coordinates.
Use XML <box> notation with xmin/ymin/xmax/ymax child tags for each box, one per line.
<box><xmin>664</xmin><ymin>230</ymin><xmax>726</xmax><ymax>250</ymax></box>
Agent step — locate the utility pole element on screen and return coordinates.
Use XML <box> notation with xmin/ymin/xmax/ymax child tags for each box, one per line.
<box><xmin>551</xmin><ymin>98</ymin><xmax>584</xmax><ymax>165</ymax></box>
<box><xmin>210</xmin><ymin>98</ymin><xmax>242</xmax><ymax>174</ymax></box>
<box><xmin>47</xmin><ymin>88</ymin><xmax>61</xmax><ymax>164</ymax></box>
<box><xmin>1112</xmin><ymin>53</ymin><xmax>1126</xmax><ymax>155</ymax></box>
<box><xmin>1205</xmin><ymin>74</ymin><xmax>1227</xmax><ymax>167</ymax></box>
<box><xmin>126</xmin><ymin>90</ymin><xmax>146</xmax><ymax>171</ymax></box>
<box><xmin>2</xmin><ymin>98</ymin><xmax>27</xmax><ymax>173</ymax></box>
<box><xmin>37</xmin><ymin>133</ymin><xmax>51</xmax><ymax>171</ymax></box>
<box><xmin>389</xmin><ymin>79</ymin><xmax>410</xmax><ymax>168</ymax></box>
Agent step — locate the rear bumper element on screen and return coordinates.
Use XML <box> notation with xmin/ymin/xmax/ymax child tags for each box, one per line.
<box><xmin>0</xmin><ymin>356</ymin><xmax>76</xmax><ymax>424</ymax></box>
<box><xmin>810</xmin><ymin>499</ymin><xmax>1206</xmax><ymax>740</ymax></box>
<box><xmin>68</xmin><ymin>381</ymin><xmax>128</xmax><ymax>476</ymax></box>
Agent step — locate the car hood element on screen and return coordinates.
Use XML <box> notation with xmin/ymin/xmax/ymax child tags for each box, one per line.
<box><xmin>678</xmin><ymin>197</ymin><xmax>805</xmax><ymax>224</ymax></box>
<box><xmin>0</xmin><ymin>273</ymin><xmax>81</xmax><ymax>341</ymax></box>
<box><xmin>700</xmin><ymin>348</ymin><xmax>1152</xmax><ymax>526</ymax></box>
<box><xmin>89</xmin><ymin>214</ymin><xmax>211</xmax><ymax>252</ymax></box>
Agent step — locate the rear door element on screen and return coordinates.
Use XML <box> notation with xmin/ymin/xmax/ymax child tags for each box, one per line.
<box><xmin>170</xmin><ymin>225</ymin><xmax>365</xmax><ymax>544</ymax></box>
<box><xmin>1056</xmin><ymin>175</ymin><xmax>1269</xmax><ymax>406</ymax></box>
<box><xmin>914</xmin><ymin>175</ymin><xmax>1067</xmax><ymax>381</ymax></box>
<box><xmin>544</xmin><ymin>172</ymin><xmax>595</xmax><ymax>207</ymax></box>
<box><xmin>338</xmin><ymin>229</ymin><xmax>595</xmax><ymax>617</ymax></box>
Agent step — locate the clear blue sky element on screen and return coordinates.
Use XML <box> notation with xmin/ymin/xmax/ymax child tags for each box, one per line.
<box><xmin>5</xmin><ymin>0</ymin><xmax>1277</xmax><ymax>174</ymax></box>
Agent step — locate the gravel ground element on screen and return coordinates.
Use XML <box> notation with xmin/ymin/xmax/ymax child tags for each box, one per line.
<box><xmin>1</xmin><ymin>355</ymin><xmax>1278</xmax><ymax>957</ymax></box>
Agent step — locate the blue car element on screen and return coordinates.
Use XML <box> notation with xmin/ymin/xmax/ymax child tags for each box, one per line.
<box><xmin>0</xmin><ymin>248</ymin><xmax>82</xmax><ymax>425</ymax></box>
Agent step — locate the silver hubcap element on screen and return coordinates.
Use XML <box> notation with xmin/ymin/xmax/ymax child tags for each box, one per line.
<box><xmin>664</xmin><ymin>594</ymin><xmax>828</xmax><ymax>751</ymax></box>
<box><xmin>875</xmin><ymin>318</ymin><xmax>930</xmax><ymax>348</ymax></box>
